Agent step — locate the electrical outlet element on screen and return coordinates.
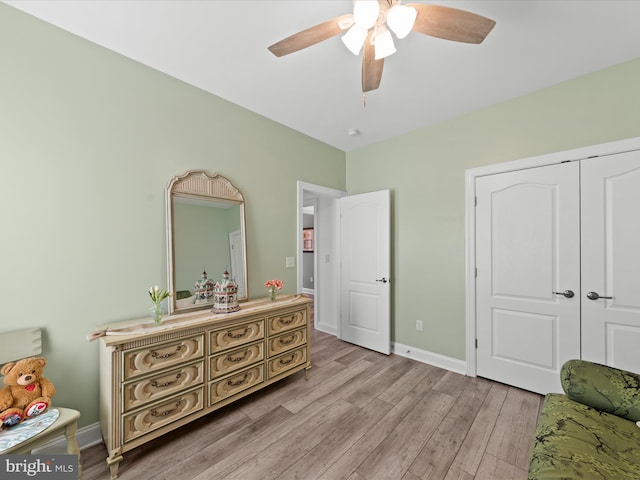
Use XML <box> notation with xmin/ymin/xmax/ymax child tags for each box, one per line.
<box><xmin>416</xmin><ymin>320</ymin><xmax>423</xmax><ymax>331</ymax></box>
<box><xmin>285</xmin><ymin>256</ymin><xmax>295</xmax><ymax>268</ymax></box>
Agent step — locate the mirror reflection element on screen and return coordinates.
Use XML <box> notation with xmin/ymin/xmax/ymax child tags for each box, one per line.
<box><xmin>166</xmin><ymin>171</ymin><xmax>247</xmax><ymax>315</ymax></box>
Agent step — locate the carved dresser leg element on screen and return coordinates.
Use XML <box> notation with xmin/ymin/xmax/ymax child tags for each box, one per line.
<box><xmin>106</xmin><ymin>452</ymin><xmax>123</xmax><ymax>479</ymax></box>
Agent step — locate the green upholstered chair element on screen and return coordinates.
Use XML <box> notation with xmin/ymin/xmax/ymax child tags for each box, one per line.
<box><xmin>529</xmin><ymin>359</ymin><xmax>640</xmax><ymax>479</ymax></box>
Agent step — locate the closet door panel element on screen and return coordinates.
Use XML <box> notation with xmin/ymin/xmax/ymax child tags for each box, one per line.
<box><xmin>475</xmin><ymin>162</ymin><xmax>581</xmax><ymax>394</ymax></box>
<box><xmin>581</xmin><ymin>151</ymin><xmax>640</xmax><ymax>372</ymax></box>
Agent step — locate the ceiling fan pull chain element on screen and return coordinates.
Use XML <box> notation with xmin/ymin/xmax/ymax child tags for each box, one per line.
<box><xmin>362</xmin><ymin>93</ymin><xmax>367</xmax><ymax>108</ymax></box>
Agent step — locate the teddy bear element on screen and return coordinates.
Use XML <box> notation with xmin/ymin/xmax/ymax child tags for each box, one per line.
<box><xmin>0</xmin><ymin>357</ymin><xmax>55</xmax><ymax>428</ymax></box>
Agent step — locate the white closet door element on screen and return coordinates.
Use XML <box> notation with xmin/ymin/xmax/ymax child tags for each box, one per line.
<box><xmin>476</xmin><ymin>162</ymin><xmax>581</xmax><ymax>394</ymax></box>
<box><xmin>581</xmin><ymin>151</ymin><xmax>640</xmax><ymax>371</ymax></box>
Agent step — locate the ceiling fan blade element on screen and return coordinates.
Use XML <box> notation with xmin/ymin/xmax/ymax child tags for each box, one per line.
<box><xmin>268</xmin><ymin>14</ymin><xmax>354</xmax><ymax>57</ymax></box>
<box><xmin>362</xmin><ymin>31</ymin><xmax>384</xmax><ymax>92</ymax></box>
<box><xmin>406</xmin><ymin>4</ymin><xmax>496</xmax><ymax>44</ymax></box>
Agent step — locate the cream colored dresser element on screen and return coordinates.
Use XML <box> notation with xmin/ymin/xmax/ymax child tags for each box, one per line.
<box><xmin>97</xmin><ymin>295</ymin><xmax>311</xmax><ymax>479</ymax></box>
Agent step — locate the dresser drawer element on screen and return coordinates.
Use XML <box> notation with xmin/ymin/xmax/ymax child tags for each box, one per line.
<box><xmin>122</xmin><ymin>335</ymin><xmax>205</xmax><ymax>380</ymax></box>
<box><xmin>209</xmin><ymin>365</ymin><xmax>263</xmax><ymax>406</ymax></box>
<box><xmin>268</xmin><ymin>327</ymin><xmax>306</xmax><ymax>358</ymax></box>
<box><xmin>267</xmin><ymin>309</ymin><xmax>306</xmax><ymax>336</ymax></box>
<box><xmin>122</xmin><ymin>387</ymin><xmax>204</xmax><ymax>444</ymax></box>
<box><xmin>267</xmin><ymin>346</ymin><xmax>307</xmax><ymax>379</ymax></box>
<box><xmin>210</xmin><ymin>341</ymin><xmax>264</xmax><ymax>380</ymax></box>
<box><xmin>210</xmin><ymin>320</ymin><xmax>264</xmax><ymax>353</ymax></box>
<box><xmin>122</xmin><ymin>361</ymin><xmax>204</xmax><ymax>412</ymax></box>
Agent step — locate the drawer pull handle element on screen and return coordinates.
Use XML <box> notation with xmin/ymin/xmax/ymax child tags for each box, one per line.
<box><xmin>150</xmin><ymin>345</ymin><xmax>182</xmax><ymax>359</ymax></box>
<box><xmin>227</xmin><ymin>373</ymin><xmax>248</xmax><ymax>387</ymax></box>
<box><xmin>150</xmin><ymin>401</ymin><xmax>181</xmax><ymax>417</ymax></box>
<box><xmin>279</xmin><ymin>336</ymin><xmax>295</xmax><ymax>345</ymax></box>
<box><xmin>227</xmin><ymin>328</ymin><xmax>249</xmax><ymax>339</ymax></box>
<box><xmin>227</xmin><ymin>351</ymin><xmax>249</xmax><ymax>363</ymax></box>
<box><xmin>279</xmin><ymin>317</ymin><xmax>295</xmax><ymax>325</ymax></box>
<box><xmin>151</xmin><ymin>373</ymin><xmax>182</xmax><ymax>389</ymax></box>
<box><xmin>279</xmin><ymin>354</ymin><xmax>296</xmax><ymax>366</ymax></box>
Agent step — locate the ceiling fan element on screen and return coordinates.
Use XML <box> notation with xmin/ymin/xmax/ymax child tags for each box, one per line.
<box><xmin>268</xmin><ymin>0</ymin><xmax>496</xmax><ymax>93</ymax></box>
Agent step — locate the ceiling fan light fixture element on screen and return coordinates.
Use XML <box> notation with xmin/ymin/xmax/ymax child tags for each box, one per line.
<box><xmin>342</xmin><ymin>24</ymin><xmax>368</xmax><ymax>55</ymax></box>
<box><xmin>353</xmin><ymin>0</ymin><xmax>380</xmax><ymax>30</ymax></box>
<box><xmin>386</xmin><ymin>5</ymin><xmax>417</xmax><ymax>39</ymax></box>
<box><xmin>268</xmin><ymin>2</ymin><xmax>496</xmax><ymax>94</ymax></box>
<box><xmin>374</xmin><ymin>27</ymin><xmax>396</xmax><ymax>60</ymax></box>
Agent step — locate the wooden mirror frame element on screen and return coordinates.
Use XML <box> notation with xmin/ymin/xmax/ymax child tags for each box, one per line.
<box><xmin>166</xmin><ymin>170</ymin><xmax>248</xmax><ymax>315</ymax></box>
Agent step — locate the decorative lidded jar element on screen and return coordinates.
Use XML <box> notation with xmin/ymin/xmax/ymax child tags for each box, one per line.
<box><xmin>212</xmin><ymin>270</ymin><xmax>240</xmax><ymax>314</ymax></box>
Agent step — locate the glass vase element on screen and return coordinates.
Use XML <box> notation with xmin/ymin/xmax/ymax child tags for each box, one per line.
<box><xmin>150</xmin><ymin>303</ymin><xmax>163</xmax><ymax>325</ymax></box>
<box><xmin>269</xmin><ymin>287</ymin><xmax>277</xmax><ymax>302</ymax></box>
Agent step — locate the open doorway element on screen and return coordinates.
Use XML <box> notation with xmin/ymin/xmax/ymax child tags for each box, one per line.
<box><xmin>296</xmin><ymin>181</ymin><xmax>346</xmax><ymax>336</ymax></box>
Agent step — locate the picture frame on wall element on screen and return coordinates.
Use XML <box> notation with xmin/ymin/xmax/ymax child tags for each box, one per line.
<box><xmin>303</xmin><ymin>228</ymin><xmax>314</xmax><ymax>252</ymax></box>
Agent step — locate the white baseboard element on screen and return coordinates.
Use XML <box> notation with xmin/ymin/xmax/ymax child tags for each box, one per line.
<box><xmin>32</xmin><ymin>421</ymin><xmax>102</xmax><ymax>453</ymax></box>
<box><xmin>314</xmin><ymin>322</ymin><xmax>337</xmax><ymax>336</ymax></box>
<box><xmin>392</xmin><ymin>342</ymin><xmax>467</xmax><ymax>375</ymax></box>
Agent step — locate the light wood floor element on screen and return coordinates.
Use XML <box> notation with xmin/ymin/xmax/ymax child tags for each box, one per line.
<box><xmin>81</xmin><ymin>325</ymin><xmax>543</xmax><ymax>480</ymax></box>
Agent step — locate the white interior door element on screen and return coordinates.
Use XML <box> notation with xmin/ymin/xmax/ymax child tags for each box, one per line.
<box><xmin>475</xmin><ymin>163</ymin><xmax>581</xmax><ymax>394</ymax></box>
<box><xmin>229</xmin><ymin>230</ymin><xmax>245</xmax><ymax>298</ymax></box>
<box><xmin>339</xmin><ymin>190</ymin><xmax>391</xmax><ymax>354</ymax></box>
<box><xmin>581</xmin><ymin>151</ymin><xmax>640</xmax><ymax>371</ymax></box>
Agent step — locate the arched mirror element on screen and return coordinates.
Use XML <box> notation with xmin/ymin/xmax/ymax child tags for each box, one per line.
<box><xmin>166</xmin><ymin>170</ymin><xmax>247</xmax><ymax>315</ymax></box>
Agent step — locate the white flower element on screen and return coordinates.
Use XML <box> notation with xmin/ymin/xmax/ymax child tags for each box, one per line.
<box><xmin>149</xmin><ymin>285</ymin><xmax>171</xmax><ymax>304</ymax></box>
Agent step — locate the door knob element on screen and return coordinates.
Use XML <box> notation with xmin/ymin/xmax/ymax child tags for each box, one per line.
<box><xmin>376</xmin><ymin>278</ymin><xmax>389</xmax><ymax>283</ymax></box>
<box><xmin>553</xmin><ymin>290</ymin><xmax>575</xmax><ymax>298</ymax></box>
<box><xmin>586</xmin><ymin>291</ymin><xmax>613</xmax><ymax>300</ymax></box>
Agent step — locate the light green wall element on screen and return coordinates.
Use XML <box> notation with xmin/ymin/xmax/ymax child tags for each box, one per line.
<box><xmin>346</xmin><ymin>57</ymin><xmax>640</xmax><ymax>360</ymax></box>
<box><xmin>0</xmin><ymin>4</ymin><xmax>344</xmax><ymax>428</ymax></box>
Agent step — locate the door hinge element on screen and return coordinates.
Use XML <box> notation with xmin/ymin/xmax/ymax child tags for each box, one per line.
<box><xmin>474</xmin><ymin>196</ymin><xmax>477</xmax><ymax>207</ymax></box>
<box><xmin>475</xmin><ymin>339</ymin><xmax>478</xmax><ymax>349</ymax></box>
<box><xmin>475</xmin><ymin>267</ymin><xmax>478</xmax><ymax>278</ymax></box>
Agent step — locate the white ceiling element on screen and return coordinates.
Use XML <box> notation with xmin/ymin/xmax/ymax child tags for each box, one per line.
<box><xmin>7</xmin><ymin>1</ymin><xmax>640</xmax><ymax>151</ymax></box>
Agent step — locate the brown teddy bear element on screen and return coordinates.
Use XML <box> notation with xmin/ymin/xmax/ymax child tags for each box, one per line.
<box><xmin>0</xmin><ymin>357</ymin><xmax>55</xmax><ymax>428</ymax></box>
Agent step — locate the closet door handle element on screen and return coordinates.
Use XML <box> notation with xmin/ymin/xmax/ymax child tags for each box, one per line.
<box><xmin>553</xmin><ymin>290</ymin><xmax>575</xmax><ymax>298</ymax></box>
<box><xmin>586</xmin><ymin>291</ymin><xmax>613</xmax><ymax>300</ymax></box>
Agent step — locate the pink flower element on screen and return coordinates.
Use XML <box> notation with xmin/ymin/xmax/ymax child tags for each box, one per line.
<box><xmin>264</xmin><ymin>279</ymin><xmax>284</xmax><ymax>290</ymax></box>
